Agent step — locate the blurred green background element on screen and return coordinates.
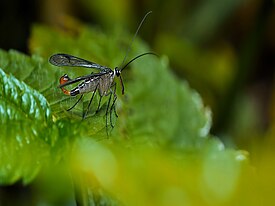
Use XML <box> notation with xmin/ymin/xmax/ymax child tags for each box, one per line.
<box><xmin>0</xmin><ymin>0</ymin><xmax>275</xmax><ymax>205</ymax></box>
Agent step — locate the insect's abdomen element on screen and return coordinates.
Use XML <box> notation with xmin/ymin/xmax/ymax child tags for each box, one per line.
<box><xmin>78</xmin><ymin>77</ymin><xmax>100</xmax><ymax>95</ymax></box>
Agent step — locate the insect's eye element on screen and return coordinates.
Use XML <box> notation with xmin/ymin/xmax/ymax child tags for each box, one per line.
<box><xmin>115</xmin><ymin>68</ymin><xmax>121</xmax><ymax>76</ymax></box>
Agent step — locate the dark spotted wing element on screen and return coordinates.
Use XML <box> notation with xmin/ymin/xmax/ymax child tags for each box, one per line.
<box><xmin>49</xmin><ymin>53</ymin><xmax>108</xmax><ymax>70</ymax></box>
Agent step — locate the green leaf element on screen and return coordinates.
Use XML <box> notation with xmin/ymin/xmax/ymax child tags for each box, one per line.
<box><xmin>123</xmin><ymin>55</ymin><xmax>212</xmax><ymax>149</ymax></box>
<box><xmin>29</xmin><ymin>24</ymin><xmax>212</xmax><ymax>149</ymax></box>
<box><xmin>0</xmin><ymin>68</ymin><xmax>56</xmax><ymax>184</ymax></box>
<box><xmin>0</xmin><ymin>49</ymin><xmax>63</xmax><ymax>117</ymax></box>
<box><xmin>0</xmin><ymin>49</ymin><xmax>93</xmax><ymax>125</ymax></box>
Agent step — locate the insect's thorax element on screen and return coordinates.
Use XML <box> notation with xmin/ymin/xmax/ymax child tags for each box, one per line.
<box><xmin>77</xmin><ymin>69</ymin><xmax>115</xmax><ymax>96</ymax></box>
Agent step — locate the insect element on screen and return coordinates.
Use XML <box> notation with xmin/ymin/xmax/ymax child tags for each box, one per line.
<box><xmin>49</xmin><ymin>11</ymin><xmax>156</xmax><ymax>129</ymax></box>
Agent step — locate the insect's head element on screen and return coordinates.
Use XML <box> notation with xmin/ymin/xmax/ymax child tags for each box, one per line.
<box><xmin>114</xmin><ymin>67</ymin><xmax>121</xmax><ymax>77</ymax></box>
<box><xmin>114</xmin><ymin>67</ymin><xmax>125</xmax><ymax>95</ymax></box>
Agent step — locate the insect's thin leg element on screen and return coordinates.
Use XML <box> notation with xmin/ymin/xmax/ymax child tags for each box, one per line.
<box><xmin>96</xmin><ymin>95</ymin><xmax>102</xmax><ymax>113</ymax></box>
<box><xmin>110</xmin><ymin>95</ymin><xmax>117</xmax><ymax>128</ymax></box>
<box><xmin>112</xmin><ymin>101</ymin><xmax>118</xmax><ymax>118</ymax></box>
<box><xmin>108</xmin><ymin>83</ymin><xmax>117</xmax><ymax>127</ymax></box>
<box><xmin>67</xmin><ymin>94</ymin><xmax>83</xmax><ymax>111</ymax></box>
<box><xmin>111</xmin><ymin>83</ymin><xmax>118</xmax><ymax>118</ymax></box>
<box><xmin>105</xmin><ymin>91</ymin><xmax>113</xmax><ymax>129</ymax></box>
<box><xmin>83</xmin><ymin>84</ymin><xmax>99</xmax><ymax>119</ymax></box>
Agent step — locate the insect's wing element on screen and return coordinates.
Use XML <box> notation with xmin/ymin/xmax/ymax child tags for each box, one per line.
<box><xmin>49</xmin><ymin>53</ymin><xmax>106</xmax><ymax>70</ymax></box>
<box><xmin>58</xmin><ymin>72</ymin><xmax>105</xmax><ymax>88</ymax></box>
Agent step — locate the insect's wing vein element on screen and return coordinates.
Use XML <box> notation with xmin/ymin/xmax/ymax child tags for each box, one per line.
<box><xmin>49</xmin><ymin>53</ymin><xmax>105</xmax><ymax>70</ymax></box>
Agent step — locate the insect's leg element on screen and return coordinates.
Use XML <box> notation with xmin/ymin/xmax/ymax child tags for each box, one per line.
<box><xmin>110</xmin><ymin>82</ymin><xmax>119</xmax><ymax>118</ymax></box>
<box><xmin>105</xmin><ymin>90</ymin><xmax>113</xmax><ymax>128</ymax></box>
<box><xmin>110</xmin><ymin>95</ymin><xmax>117</xmax><ymax>128</ymax></box>
<box><xmin>67</xmin><ymin>94</ymin><xmax>83</xmax><ymax>111</ymax></box>
<box><xmin>112</xmin><ymin>97</ymin><xmax>119</xmax><ymax>118</ymax></box>
<box><xmin>96</xmin><ymin>95</ymin><xmax>102</xmax><ymax>113</ymax></box>
<box><xmin>109</xmin><ymin>83</ymin><xmax>118</xmax><ymax>128</ymax></box>
<box><xmin>83</xmin><ymin>83</ymin><xmax>99</xmax><ymax>119</ymax></box>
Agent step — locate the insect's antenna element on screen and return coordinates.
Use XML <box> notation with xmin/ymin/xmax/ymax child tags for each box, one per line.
<box><xmin>120</xmin><ymin>11</ymin><xmax>152</xmax><ymax>68</ymax></box>
<box><xmin>120</xmin><ymin>52</ymin><xmax>157</xmax><ymax>72</ymax></box>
